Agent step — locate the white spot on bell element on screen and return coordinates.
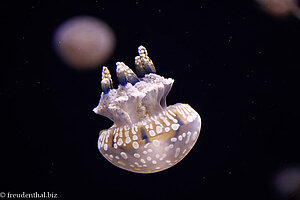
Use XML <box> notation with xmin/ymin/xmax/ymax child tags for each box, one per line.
<box><xmin>153</xmin><ymin>140</ymin><xmax>160</xmax><ymax>147</ymax></box>
<box><xmin>171</xmin><ymin>123</ymin><xmax>180</xmax><ymax>131</ymax></box>
<box><xmin>156</xmin><ymin>126</ymin><xmax>163</xmax><ymax>134</ymax></box>
<box><xmin>149</xmin><ymin>130</ymin><xmax>156</xmax><ymax>137</ymax></box>
<box><xmin>192</xmin><ymin>131</ymin><xmax>198</xmax><ymax>141</ymax></box>
<box><xmin>187</xmin><ymin>115</ymin><xmax>194</xmax><ymax>122</ymax></box>
<box><xmin>185</xmin><ymin>131</ymin><xmax>191</xmax><ymax>144</ymax></box>
<box><xmin>178</xmin><ymin>135</ymin><xmax>183</xmax><ymax>141</ymax></box>
<box><xmin>103</xmin><ymin>143</ymin><xmax>108</xmax><ymax>151</ymax></box>
<box><xmin>133</xmin><ymin>135</ymin><xmax>138</xmax><ymax>140</ymax></box>
<box><xmin>120</xmin><ymin>152</ymin><xmax>128</xmax><ymax>159</ymax></box>
<box><xmin>117</xmin><ymin>138</ymin><xmax>123</xmax><ymax>146</ymax></box>
<box><xmin>117</xmin><ymin>161</ymin><xmax>126</xmax><ymax>166</ymax></box>
<box><xmin>175</xmin><ymin>147</ymin><xmax>180</xmax><ymax>158</ymax></box>
<box><xmin>132</xmin><ymin>141</ymin><xmax>139</xmax><ymax>149</ymax></box>
<box><xmin>134</xmin><ymin>153</ymin><xmax>140</xmax><ymax>158</ymax></box>
<box><xmin>159</xmin><ymin>153</ymin><xmax>167</xmax><ymax>161</ymax></box>
<box><xmin>125</xmin><ymin>137</ymin><xmax>131</xmax><ymax>144</ymax></box>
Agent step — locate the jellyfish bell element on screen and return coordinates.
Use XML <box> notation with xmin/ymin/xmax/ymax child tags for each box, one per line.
<box><xmin>272</xmin><ymin>165</ymin><xmax>300</xmax><ymax>199</ymax></box>
<box><xmin>53</xmin><ymin>16</ymin><xmax>115</xmax><ymax>70</ymax></box>
<box><xmin>256</xmin><ymin>0</ymin><xmax>300</xmax><ymax>19</ymax></box>
<box><xmin>93</xmin><ymin>46</ymin><xmax>202</xmax><ymax>173</ymax></box>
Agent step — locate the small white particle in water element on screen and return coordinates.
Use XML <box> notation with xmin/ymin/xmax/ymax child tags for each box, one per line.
<box><xmin>147</xmin><ymin>156</ymin><xmax>152</xmax><ymax>161</ymax></box>
<box><xmin>171</xmin><ymin>123</ymin><xmax>180</xmax><ymax>131</ymax></box>
<box><xmin>153</xmin><ymin>140</ymin><xmax>160</xmax><ymax>147</ymax></box>
<box><xmin>130</xmin><ymin>164</ymin><xmax>135</xmax><ymax>168</ymax></box>
<box><xmin>132</xmin><ymin>141</ymin><xmax>139</xmax><ymax>149</ymax></box>
<box><xmin>171</xmin><ymin>137</ymin><xmax>177</xmax><ymax>142</ymax></box>
<box><xmin>114</xmin><ymin>143</ymin><xmax>118</xmax><ymax>149</ymax></box>
<box><xmin>182</xmin><ymin>132</ymin><xmax>186</xmax><ymax>137</ymax></box>
<box><xmin>155</xmin><ymin>166</ymin><xmax>161</xmax><ymax>169</ymax></box>
<box><xmin>165</xmin><ymin>127</ymin><xmax>170</xmax><ymax>132</ymax></box>
<box><xmin>152</xmin><ymin>160</ymin><xmax>157</xmax><ymax>164</ymax></box>
<box><xmin>115</xmin><ymin>156</ymin><xmax>119</xmax><ymax>160</ymax></box>
<box><xmin>165</xmin><ymin>160</ymin><xmax>171</xmax><ymax>163</ymax></box>
<box><xmin>109</xmin><ymin>154</ymin><xmax>113</xmax><ymax>159</ymax></box>
<box><xmin>140</xmin><ymin>159</ymin><xmax>146</xmax><ymax>163</ymax></box>
<box><xmin>143</xmin><ymin>151</ymin><xmax>148</xmax><ymax>154</ymax></box>
<box><xmin>147</xmin><ymin>149</ymin><xmax>153</xmax><ymax>153</ymax></box>
<box><xmin>134</xmin><ymin>153</ymin><xmax>140</xmax><ymax>158</ymax></box>
<box><xmin>120</xmin><ymin>152</ymin><xmax>128</xmax><ymax>159</ymax></box>
<box><xmin>155</xmin><ymin>154</ymin><xmax>160</xmax><ymax>159</ymax></box>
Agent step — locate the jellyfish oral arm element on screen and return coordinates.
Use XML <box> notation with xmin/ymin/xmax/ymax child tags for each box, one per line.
<box><xmin>94</xmin><ymin>73</ymin><xmax>174</xmax><ymax>127</ymax></box>
<box><xmin>93</xmin><ymin>46</ymin><xmax>201</xmax><ymax>173</ymax></box>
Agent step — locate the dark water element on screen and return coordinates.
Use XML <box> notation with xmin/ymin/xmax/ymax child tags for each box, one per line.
<box><xmin>2</xmin><ymin>1</ymin><xmax>300</xmax><ymax>199</ymax></box>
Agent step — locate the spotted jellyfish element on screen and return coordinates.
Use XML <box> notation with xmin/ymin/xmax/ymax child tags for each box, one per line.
<box><xmin>93</xmin><ymin>46</ymin><xmax>202</xmax><ymax>173</ymax></box>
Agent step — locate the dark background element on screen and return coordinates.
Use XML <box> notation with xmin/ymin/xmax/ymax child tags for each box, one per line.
<box><xmin>1</xmin><ymin>0</ymin><xmax>300</xmax><ymax>199</ymax></box>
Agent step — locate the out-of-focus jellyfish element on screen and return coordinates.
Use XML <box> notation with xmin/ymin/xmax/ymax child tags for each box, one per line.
<box><xmin>93</xmin><ymin>46</ymin><xmax>202</xmax><ymax>173</ymax></box>
<box><xmin>53</xmin><ymin>16</ymin><xmax>115</xmax><ymax>70</ymax></box>
<box><xmin>256</xmin><ymin>0</ymin><xmax>300</xmax><ymax>19</ymax></box>
<box><xmin>272</xmin><ymin>165</ymin><xmax>300</xmax><ymax>199</ymax></box>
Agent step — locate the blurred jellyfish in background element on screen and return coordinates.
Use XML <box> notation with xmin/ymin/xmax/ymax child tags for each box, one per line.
<box><xmin>53</xmin><ymin>16</ymin><xmax>116</xmax><ymax>70</ymax></box>
<box><xmin>256</xmin><ymin>0</ymin><xmax>300</xmax><ymax>19</ymax></box>
<box><xmin>272</xmin><ymin>165</ymin><xmax>300</xmax><ymax>200</ymax></box>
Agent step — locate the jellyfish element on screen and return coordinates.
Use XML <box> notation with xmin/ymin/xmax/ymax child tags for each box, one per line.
<box><xmin>273</xmin><ymin>166</ymin><xmax>300</xmax><ymax>199</ymax></box>
<box><xmin>93</xmin><ymin>46</ymin><xmax>201</xmax><ymax>173</ymax></box>
<box><xmin>256</xmin><ymin>0</ymin><xmax>300</xmax><ymax>19</ymax></box>
<box><xmin>53</xmin><ymin>16</ymin><xmax>115</xmax><ymax>69</ymax></box>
